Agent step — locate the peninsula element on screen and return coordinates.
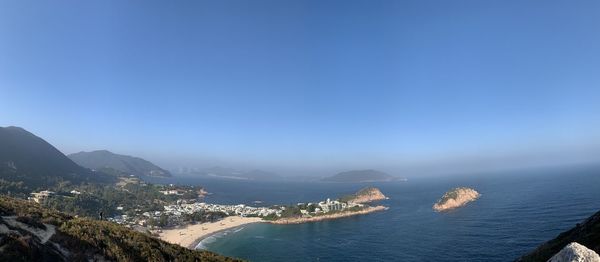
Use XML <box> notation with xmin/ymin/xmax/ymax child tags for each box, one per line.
<box><xmin>268</xmin><ymin>187</ymin><xmax>388</xmax><ymax>224</ymax></box>
<box><xmin>433</xmin><ymin>187</ymin><xmax>480</xmax><ymax>212</ymax></box>
<box><xmin>271</xmin><ymin>205</ymin><xmax>387</xmax><ymax>224</ymax></box>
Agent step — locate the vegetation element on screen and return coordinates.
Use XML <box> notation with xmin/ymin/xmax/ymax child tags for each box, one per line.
<box><xmin>41</xmin><ymin>182</ymin><xmax>204</xmax><ymax>218</ymax></box>
<box><xmin>261</xmin><ymin>213</ymin><xmax>279</xmax><ymax>221</ymax></box>
<box><xmin>280</xmin><ymin>205</ymin><xmax>303</xmax><ymax>218</ymax></box>
<box><xmin>181</xmin><ymin>210</ymin><xmax>229</xmax><ymax>224</ymax></box>
<box><xmin>0</xmin><ymin>196</ymin><xmax>239</xmax><ymax>262</ymax></box>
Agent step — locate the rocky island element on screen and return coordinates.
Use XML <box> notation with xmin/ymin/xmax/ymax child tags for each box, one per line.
<box><xmin>433</xmin><ymin>187</ymin><xmax>480</xmax><ymax>212</ymax></box>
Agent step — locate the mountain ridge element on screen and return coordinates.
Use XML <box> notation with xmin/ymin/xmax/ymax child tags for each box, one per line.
<box><xmin>68</xmin><ymin>150</ymin><xmax>171</xmax><ymax>177</ymax></box>
<box><xmin>0</xmin><ymin>126</ymin><xmax>113</xmax><ymax>194</ymax></box>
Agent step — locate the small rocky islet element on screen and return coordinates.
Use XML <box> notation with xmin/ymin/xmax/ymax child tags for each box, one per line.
<box><xmin>433</xmin><ymin>187</ymin><xmax>480</xmax><ymax>212</ymax></box>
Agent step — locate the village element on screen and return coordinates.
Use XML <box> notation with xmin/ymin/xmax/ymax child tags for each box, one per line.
<box><xmin>27</xmin><ymin>185</ymin><xmax>369</xmax><ymax>232</ymax></box>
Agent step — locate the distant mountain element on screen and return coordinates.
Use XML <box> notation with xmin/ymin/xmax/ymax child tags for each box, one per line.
<box><xmin>196</xmin><ymin>166</ymin><xmax>281</xmax><ymax>181</ymax></box>
<box><xmin>322</xmin><ymin>169</ymin><xmax>398</xmax><ymax>182</ymax></box>
<box><xmin>0</xmin><ymin>126</ymin><xmax>112</xmax><ymax>193</ymax></box>
<box><xmin>0</xmin><ymin>196</ymin><xmax>237</xmax><ymax>262</ymax></box>
<box><xmin>517</xmin><ymin>209</ymin><xmax>600</xmax><ymax>261</ymax></box>
<box><xmin>68</xmin><ymin>150</ymin><xmax>171</xmax><ymax>177</ymax></box>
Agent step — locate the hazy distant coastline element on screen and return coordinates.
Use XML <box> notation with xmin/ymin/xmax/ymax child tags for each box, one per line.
<box><xmin>322</xmin><ymin>169</ymin><xmax>406</xmax><ymax>183</ymax></box>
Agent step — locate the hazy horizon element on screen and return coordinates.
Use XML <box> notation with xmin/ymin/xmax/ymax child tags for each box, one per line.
<box><xmin>2</xmin><ymin>0</ymin><xmax>600</xmax><ymax>177</ymax></box>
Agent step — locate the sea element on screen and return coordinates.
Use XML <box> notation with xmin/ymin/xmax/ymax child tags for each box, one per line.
<box><xmin>145</xmin><ymin>164</ymin><xmax>600</xmax><ymax>261</ymax></box>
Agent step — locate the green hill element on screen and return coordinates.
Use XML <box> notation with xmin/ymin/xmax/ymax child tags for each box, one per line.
<box><xmin>0</xmin><ymin>126</ymin><xmax>114</xmax><ymax>194</ymax></box>
<box><xmin>69</xmin><ymin>150</ymin><xmax>171</xmax><ymax>177</ymax></box>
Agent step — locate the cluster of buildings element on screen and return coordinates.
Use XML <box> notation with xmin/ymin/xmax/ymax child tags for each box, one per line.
<box><xmin>159</xmin><ymin>189</ymin><xmax>184</xmax><ymax>196</ymax></box>
<box><xmin>108</xmin><ymin>202</ymin><xmax>282</xmax><ymax>228</ymax></box>
<box><xmin>29</xmin><ymin>190</ymin><xmax>55</xmax><ymax>203</ymax></box>
<box><xmin>317</xmin><ymin>198</ymin><xmax>350</xmax><ymax>213</ymax></box>
<box><xmin>295</xmin><ymin>198</ymin><xmax>364</xmax><ymax>217</ymax></box>
<box><xmin>162</xmin><ymin>202</ymin><xmax>281</xmax><ymax>218</ymax></box>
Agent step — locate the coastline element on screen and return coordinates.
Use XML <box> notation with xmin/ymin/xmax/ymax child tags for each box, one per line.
<box><xmin>270</xmin><ymin>205</ymin><xmax>387</xmax><ymax>224</ymax></box>
<box><xmin>159</xmin><ymin>205</ymin><xmax>388</xmax><ymax>249</ymax></box>
<box><xmin>158</xmin><ymin>216</ymin><xmax>264</xmax><ymax>249</ymax></box>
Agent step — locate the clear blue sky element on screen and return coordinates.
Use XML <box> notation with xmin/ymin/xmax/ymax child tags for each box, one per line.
<box><xmin>1</xmin><ymin>0</ymin><xmax>599</xmax><ymax>175</ymax></box>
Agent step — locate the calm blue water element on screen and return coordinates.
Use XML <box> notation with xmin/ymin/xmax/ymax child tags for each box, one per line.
<box><xmin>146</xmin><ymin>165</ymin><xmax>600</xmax><ymax>261</ymax></box>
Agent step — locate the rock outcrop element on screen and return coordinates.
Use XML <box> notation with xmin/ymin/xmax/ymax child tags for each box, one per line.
<box><xmin>548</xmin><ymin>242</ymin><xmax>600</xmax><ymax>262</ymax></box>
<box><xmin>342</xmin><ymin>187</ymin><xmax>387</xmax><ymax>204</ymax></box>
<box><xmin>433</xmin><ymin>187</ymin><xmax>480</xmax><ymax>212</ymax></box>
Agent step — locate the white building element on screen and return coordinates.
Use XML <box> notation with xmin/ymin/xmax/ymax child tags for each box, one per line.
<box><xmin>29</xmin><ymin>190</ymin><xmax>55</xmax><ymax>203</ymax></box>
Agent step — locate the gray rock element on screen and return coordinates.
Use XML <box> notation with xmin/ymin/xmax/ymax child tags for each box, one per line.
<box><xmin>548</xmin><ymin>242</ymin><xmax>600</xmax><ymax>262</ymax></box>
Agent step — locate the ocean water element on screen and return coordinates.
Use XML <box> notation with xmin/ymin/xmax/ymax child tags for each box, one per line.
<box><xmin>147</xmin><ymin>165</ymin><xmax>600</xmax><ymax>261</ymax></box>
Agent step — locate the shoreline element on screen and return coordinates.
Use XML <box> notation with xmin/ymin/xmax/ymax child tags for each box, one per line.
<box><xmin>270</xmin><ymin>205</ymin><xmax>387</xmax><ymax>224</ymax></box>
<box><xmin>190</xmin><ymin>224</ymin><xmax>247</xmax><ymax>250</ymax></box>
<box><xmin>159</xmin><ymin>205</ymin><xmax>388</xmax><ymax>250</ymax></box>
<box><xmin>158</xmin><ymin>216</ymin><xmax>264</xmax><ymax>249</ymax></box>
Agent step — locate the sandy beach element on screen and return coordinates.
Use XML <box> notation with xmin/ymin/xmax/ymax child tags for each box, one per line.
<box><xmin>159</xmin><ymin>206</ymin><xmax>388</xmax><ymax>249</ymax></box>
<box><xmin>158</xmin><ymin>216</ymin><xmax>264</xmax><ymax>249</ymax></box>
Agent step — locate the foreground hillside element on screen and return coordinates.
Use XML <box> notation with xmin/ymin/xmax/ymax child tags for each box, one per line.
<box><xmin>69</xmin><ymin>150</ymin><xmax>171</xmax><ymax>177</ymax></box>
<box><xmin>517</xmin><ymin>209</ymin><xmax>600</xmax><ymax>261</ymax></box>
<box><xmin>0</xmin><ymin>196</ymin><xmax>237</xmax><ymax>262</ymax></box>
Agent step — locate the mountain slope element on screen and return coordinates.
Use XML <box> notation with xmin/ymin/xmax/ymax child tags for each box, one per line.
<box><xmin>0</xmin><ymin>126</ymin><xmax>112</xmax><ymax>193</ymax></box>
<box><xmin>0</xmin><ymin>196</ymin><xmax>237</xmax><ymax>262</ymax></box>
<box><xmin>69</xmin><ymin>150</ymin><xmax>171</xmax><ymax>177</ymax></box>
<box><xmin>517</xmin><ymin>209</ymin><xmax>600</xmax><ymax>261</ymax></box>
<box><xmin>322</xmin><ymin>169</ymin><xmax>396</xmax><ymax>182</ymax></box>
